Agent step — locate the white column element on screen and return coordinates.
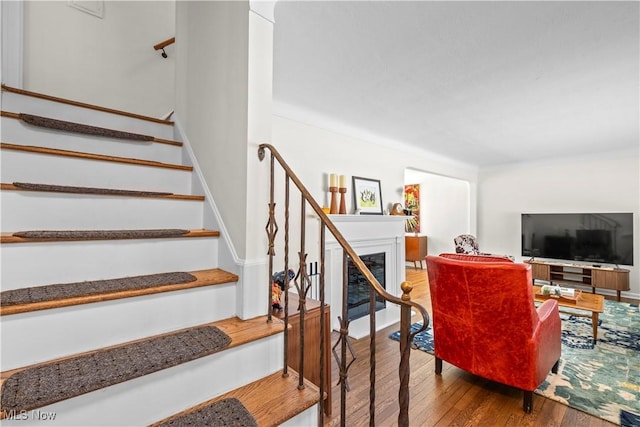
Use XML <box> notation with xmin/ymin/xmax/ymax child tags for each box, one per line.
<box><xmin>239</xmin><ymin>3</ymin><xmax>276</xmax><ymax>319</ymax></box>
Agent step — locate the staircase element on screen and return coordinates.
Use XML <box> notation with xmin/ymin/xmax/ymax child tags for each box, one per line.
<box><xmin>0</xmin><ymin>86</ymin><xmax>319</xmax><ymax>426</ymax></box>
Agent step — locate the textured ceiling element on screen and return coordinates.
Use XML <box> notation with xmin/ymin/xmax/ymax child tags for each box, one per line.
<box><xmin>272</xmin><ymin>1</ymin><xmax>639</xmax><ymax>167</ymax></box>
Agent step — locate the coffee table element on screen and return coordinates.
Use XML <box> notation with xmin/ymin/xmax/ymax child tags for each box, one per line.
<box><xmin>533</xmin><ymin>285</ymin><xmax>605</xmax><ymax>342</ymax></box>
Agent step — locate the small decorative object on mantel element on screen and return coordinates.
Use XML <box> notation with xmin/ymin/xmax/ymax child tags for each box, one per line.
<box><xmin>390</xmin><ymin>203</ymin><xmax>404</xmax><ymax>215</ymax></box>
<box><xmin>327</xmin><ymin>174</ymin><xmax>348</xmax><ymax>214</ymax></box>
<box><xmin>328</xmin><ymin>173</ymin><xmax>338</xmax><ymax>214</ymax></box>
<box><xmin>391</xmin><ymin>202</ymin><xmax>418</xmax><ymax>232</ymax></box>
<box><xmin>338</xmin><ymin>174</ymin><xmax>347</xmax><ymax>214</ymax></box>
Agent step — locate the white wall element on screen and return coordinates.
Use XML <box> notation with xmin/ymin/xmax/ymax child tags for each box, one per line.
<box><xmin>269</xmin><ymin>115</ymin><xmax>479</xmax><ymax>271</ymax></box>
<box><xmin>1</xmin><ymin>1</ymin><xmax>24</xmax><ymax>87</ymax></box>
<box><xmin>175</xmin><ymin>0</ymin><xmax>250</xmax><ymax>258</ymax></box>
<box><xmin>23</xmin><ymin>1</ymin><xmax>175</xmax><ymax>118</ymax></box>
<box><xmin>478</xmin><ymin>150</ymin><xmax>640</xmax><ymax>299</ymax></box>
<box><xmin>404</xmin><ymin>169</ymin><xmax>472</xmax><ymax>257</ymax></box>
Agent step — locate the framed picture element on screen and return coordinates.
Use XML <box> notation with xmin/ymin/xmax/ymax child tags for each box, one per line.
<box><xmin>352</xmin><ymin>176</ymin><xmax>383</xmax><ymax>215</ymax></box>
<box><xmin>404</xmin><ymin>184</ymin><xmax>420</xmax><ymax>233</ymax></box>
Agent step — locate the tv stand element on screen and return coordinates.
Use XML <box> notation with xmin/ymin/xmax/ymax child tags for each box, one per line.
<box><xmin>525</xmin><ymin>260</ymin><xmax>629</xmax><ymax>301</ymax></box>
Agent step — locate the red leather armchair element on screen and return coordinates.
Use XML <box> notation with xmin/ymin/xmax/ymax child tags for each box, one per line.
<box><xmin>425</xmin><ymin>253</ymin><xmax>561</xmax><ymax>412</ymax></box>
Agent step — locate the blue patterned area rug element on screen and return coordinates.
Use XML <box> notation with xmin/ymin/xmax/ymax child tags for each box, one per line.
<box><xmin>389</xmin><ymin>300</ymin><xmax>640</xmax><ymax>426</ymax></box>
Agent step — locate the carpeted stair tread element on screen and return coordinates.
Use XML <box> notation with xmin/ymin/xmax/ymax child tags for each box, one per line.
<box><xmin>18</xmin><ymin>112</ymin><xmax>155</xmax><ymax>141</ymax></box>
<box><xmin>2</xmin><ymin>182</ymin><xmax>204</xmax><ymax>201</ymax></box>
<box><xmin>1</xmin><ymin>110</ymin><xmax>181</xmax><ymax>146</ymax></box>
<box><xmin>154</xmin><ymin>397</ymin><xmax>257</xmax><ymax>427</ymax></box>
<box><xmin>12</xmin><ymin>182</ymin><xmax>171</xmax><ymax>196</ymax></box>
<box><xmin>1</xmin><ymin>272</ymin><xmax>196</xmax><ymax>307</ymax></box>
<box><xmin>0</xmin><ymin>142</ymin><xmax>192</xmax><ymax>170</ymax></box>
<box><xmin>0</xmin><ymin>269</ymin><xmax>239</xmax><ymax>315</ymax></box>
<box><xmin>2</xmin><ymin>228</ymin><xmax>219</xmax><ymax>243</ymax></box>
<box><xmin>2</xmin><ymin>85</ymin><xmax>175</xmax><ymax>125</ymax></box>
<box><xmin>1</xmin><ymin>316</ymin><xmax>285</xmax><ymax>416</ymax></box>
<box><xmin>0</xmin><ymin>325</ymin><xmax>232</xmax><ymax>414</ymax></box>
<box><xmin>151</xmin><ymin>370</ymin><xmax>320</xmax><ymax>427</ymax></box>
<box><xmin>14</xmin><ymin>229</ymin><xmax>189</xmax><ymax>239</ymax></box>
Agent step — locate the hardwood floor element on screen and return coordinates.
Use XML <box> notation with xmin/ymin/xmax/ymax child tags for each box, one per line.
<box><xmin>322</xmin><ymin>267</ymin><xmax>624</xmax><ymax>426</ymax></box>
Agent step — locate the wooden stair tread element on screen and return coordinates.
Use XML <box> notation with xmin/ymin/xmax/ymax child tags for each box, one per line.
<box><xmin>1</xmin><ymin>228</ymin><xmax>219</xmax><ymax>243</ymax></box>
<box><xmin>150</xmin><ymin>370</ymin><xmax>320</xmax><ymax>427</ymax></box>
<box><xmin>1</xmin><ymin>142</ymin><xmax>192</xmax><ymax>171</ymax></box>
<box><xmin>0</xmin><ymin>182</ymin><xmax>205</xmax><ymax>201</ymax></box>
<box><xmin>0</xmin><ymin>268</ymin><xmax>238</xmax><ymax>316</ymax></box>
<box><xmin>1</xmin><ymin>85</ymin><xmax>174</xmax><ymax>126</ymax></box>
<box><xmin>1</xmin><ymin>111</ymin><xmax>181</xmax><ymax>147</ymax></box>
<box><xmin>0</xmin><ymin>316</ymin><xmax>285</xmax><ymax>416</ymax></box>
<box><xmin>0</xmin><ymin>315</ymin><xmax>284</xmax><ymax>378</ymax></box>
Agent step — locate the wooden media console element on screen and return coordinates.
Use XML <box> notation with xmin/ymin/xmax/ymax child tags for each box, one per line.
<box><xmin>526</xmin><ymin>260</ymin><xmax>629</xmax><ymax>301</ymax></box>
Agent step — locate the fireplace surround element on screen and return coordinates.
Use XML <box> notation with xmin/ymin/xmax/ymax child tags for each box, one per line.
<box><xmin>324</xmin><ymin>215</ymin><xmax>407</xmax><ymax>339</ymax></box>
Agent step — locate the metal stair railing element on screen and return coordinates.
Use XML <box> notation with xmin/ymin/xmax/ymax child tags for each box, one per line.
<box><xmin>258</xmin><ymin>143</ymin><xmax>430</xmax><ymax>426</ymax></box>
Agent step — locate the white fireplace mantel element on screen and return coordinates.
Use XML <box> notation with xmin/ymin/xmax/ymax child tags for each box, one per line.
<box><xmin>324</xmin><ymin>214</ymin><xmax>407</xmax><ymax>339</ymax></box>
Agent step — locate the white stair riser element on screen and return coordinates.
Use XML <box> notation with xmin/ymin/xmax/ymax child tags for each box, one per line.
<box><xmin>0</xmin><ymin>92</ymin><xmax>292</xmax><ymax>427</ymax></box>
<box><xmin>1</xmin><ymin>118</ymin><xmax>183</xmax><ymax>164</ymax></box>
<box><xmin>1</xmin><ymin>284</ymin><xmax>237</xmax><ymax>370</ymax></box>
<box><xmin>1</xmin><ymin>150</ymin><xmax>192</xmax><ymax>194</ymax></box>
<box><xmin>2</xmin><ymin>238</ymin><xmax>219</xmax><ymax>290</ymax></box>
<box><xmin>1</xmin><ymin>91</ymin><xmax>175</xmax><ymax>140</ymax></box>
<box><xmin>0</xmin><ymin>335</ymin><xmax>283</xmax><ymax>427</ymax></box>
<box><xmin>1</xmin><ymin>192</ymin><xmax>204</xmax><ymax>230</ymax></box>
<box><xmin>282</xmin><ymin>407</ymin><xmax>318</xmax><ymax>426</ymax></box>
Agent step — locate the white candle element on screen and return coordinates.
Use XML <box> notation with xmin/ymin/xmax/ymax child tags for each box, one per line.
<box><xmin>339</xmin><ymin>175</ymin><xmax>346</xmax><ymax>188</ymax></box>
<box><xmin>329</xmin><ymin>174</ymin><xmax>337</xmax><ymax>188</ymax></box>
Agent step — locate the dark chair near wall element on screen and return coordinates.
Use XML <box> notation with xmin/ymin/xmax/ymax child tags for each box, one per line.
<box><xmin>425</xmin><ymin>253</ymin><xmax>562</xmax><ymax>412</ymax></box>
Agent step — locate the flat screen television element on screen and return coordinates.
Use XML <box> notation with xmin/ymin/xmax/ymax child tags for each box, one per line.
<box><xmin>521</xmin><ymin>213</ymin><xmax>634</xmax><ymax>266</ymax></box>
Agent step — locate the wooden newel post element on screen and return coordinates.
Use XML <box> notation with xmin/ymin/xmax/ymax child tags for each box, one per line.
<box><xmin>398</xmin><ymin>281</ymin><xmax>413</xmax><ymax>427</ymax></box>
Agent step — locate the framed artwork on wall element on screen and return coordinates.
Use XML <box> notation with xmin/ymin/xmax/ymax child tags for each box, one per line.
<box><xmin>404</xmin><ymin>184</ymin><xmax>420</xmax><ymax>233</ymax></box>
<box><xmin>353</xmin><ymin>176</ymin><xmax>383</xmax><ymax>215</ymax></box>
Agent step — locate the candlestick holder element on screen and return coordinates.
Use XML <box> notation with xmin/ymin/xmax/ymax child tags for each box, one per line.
<box><xmin>329</xmin><ymin>187</ymin><xmax>338</xmax><ymax>214</ymax></box>
<box><xmin>338</xmin><ymin>187</ymin><xmax>347</xmax><ymax>214</ymax></box>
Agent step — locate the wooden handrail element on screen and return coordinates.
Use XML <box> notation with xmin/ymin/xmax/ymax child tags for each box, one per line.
<box><xmin>259</xmin><ymin>144</ymin><xmax>429</xmax><ymax>318</ymax></box>
<box><xmin>153</xmin><ymin>37</ymin><xmax>175</xmax><ymax>51</ymax></box>
<box><xmin>1</xmin><ymin>85</ymin><xmax>173</xmax><ymax>125</ymax></box>
<box><xmin>258</xmin><ymin>143</ymin><xmax>430</xmax><ymax>427</ymax></box>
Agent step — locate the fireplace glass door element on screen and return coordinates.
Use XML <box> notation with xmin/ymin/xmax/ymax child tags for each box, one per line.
<box><xmin>347</xmin><ymin>252</ymin><xmax>386</xmax><ymax>321</ymax></box>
